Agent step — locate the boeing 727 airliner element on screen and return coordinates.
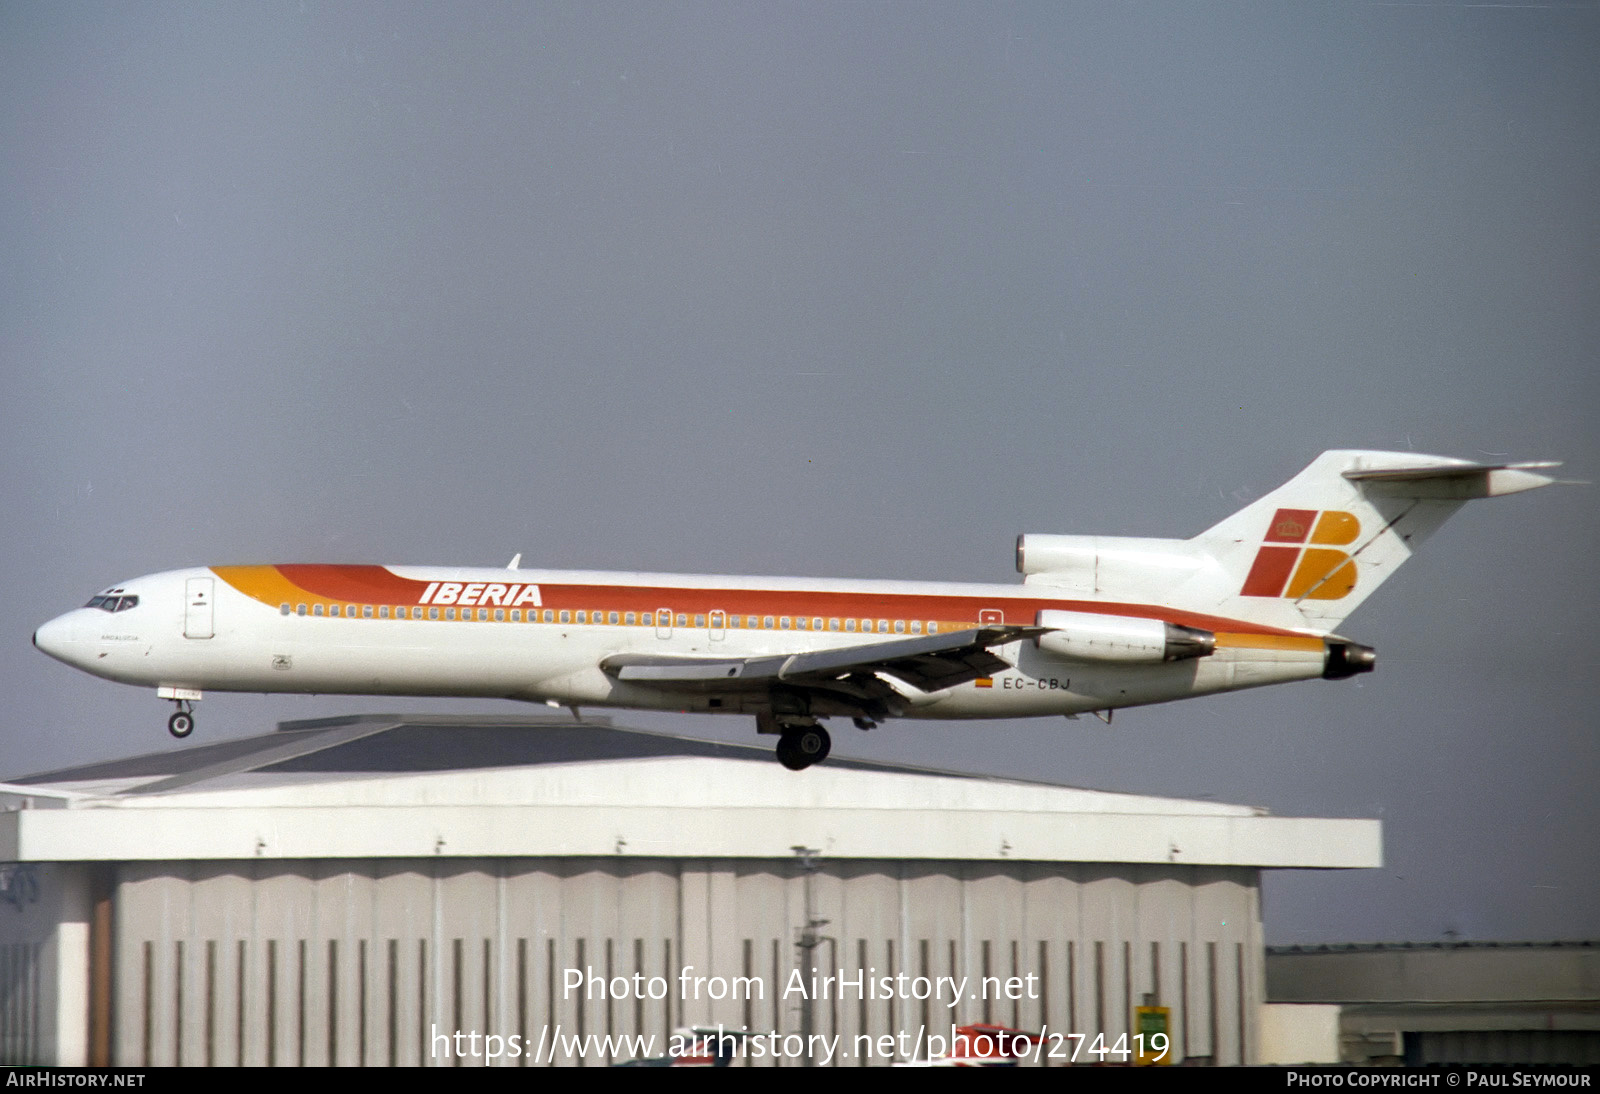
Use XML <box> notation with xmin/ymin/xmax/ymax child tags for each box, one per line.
<box><xmin>34</xmin><ymin>451</ymin><xmax>1557</xmax><ymax>769</ymax></box>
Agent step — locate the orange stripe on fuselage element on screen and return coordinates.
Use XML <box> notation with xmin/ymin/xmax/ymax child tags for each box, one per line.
<box><xmin>210</xmin><ymin>564</ymin><xmax>1312</xmax><ymax>638</ymax></box>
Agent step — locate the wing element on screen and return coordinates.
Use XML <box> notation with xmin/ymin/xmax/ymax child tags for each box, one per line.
<box><xmin>601</xmin><ymin>625</ymin><xmax>1040</xmax><ymax>696</ymax></box>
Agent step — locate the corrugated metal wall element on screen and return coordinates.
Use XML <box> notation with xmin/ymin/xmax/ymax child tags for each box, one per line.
<box><xmin>0</xmin><ymin>940</ymin><xmax>42</xmax><ymax>1064</ymax></box>
<box><xmin>111</xmin><ymin>858</ymin><xmax>1262</xmax><ymax>1066</ymax></box>
<box><xmin>0</xmin><ymin>862</ymin><xmax>85</xmax><ymax>1066</ymax></box>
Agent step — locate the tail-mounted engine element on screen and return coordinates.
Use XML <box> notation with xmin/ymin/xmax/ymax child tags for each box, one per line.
<box><xmin>1034</xmin><ymin>609</ymin><xmax>1216</xmax><ymax>664</ymax></box>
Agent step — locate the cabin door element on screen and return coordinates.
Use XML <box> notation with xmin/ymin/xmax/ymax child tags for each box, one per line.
<box><xmin>184</xmin><ymin>577</ymin><xmax>215</xmax><ymax>639</ymax></box>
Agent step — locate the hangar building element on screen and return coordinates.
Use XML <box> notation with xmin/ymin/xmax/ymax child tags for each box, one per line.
<box><xmin>1268</xmin><ymin>941</ymin><xmax>1600</xmax><ymax>1065</ymax></box>
<box><xmin>0</xmin><ymin>713</ymin><xmax>1380</xmax><ymax>1066</ymax></box>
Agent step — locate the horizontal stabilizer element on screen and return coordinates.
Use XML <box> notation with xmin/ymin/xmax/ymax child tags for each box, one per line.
<box><xmin>1344</xmin><ymin>460</ymin><xmax>1560</xmax><ymax>498</ymax></box>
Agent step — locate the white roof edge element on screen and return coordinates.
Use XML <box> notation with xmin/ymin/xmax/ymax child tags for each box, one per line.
<box><xmin>0</xmin><ymin>807</ymin><xmax>1382</xmax><ymax>870</ymax></box>
<box><xmin>91</xmin><ymin>763</ymin><xmax>1269</xmax><ymax>817</ymax></box>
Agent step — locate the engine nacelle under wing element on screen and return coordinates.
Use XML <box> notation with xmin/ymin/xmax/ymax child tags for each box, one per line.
<box><xmin>1034</xmin><ymin>609</ymin><xmax>1216</xmax><ymax>664</ymax></box>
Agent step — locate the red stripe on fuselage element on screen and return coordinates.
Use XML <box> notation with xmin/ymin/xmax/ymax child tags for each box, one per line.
<box><xmin>276</xmin><ymin>564</ymin><xmax>429</xmax><ymax>601</ymax></box>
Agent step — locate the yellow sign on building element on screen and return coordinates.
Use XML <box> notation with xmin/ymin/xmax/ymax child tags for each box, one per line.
<box><xmin>1134</xmin><ymin>1006</ymin><xmax>1171</xmax><ymax>1066</ymax></box>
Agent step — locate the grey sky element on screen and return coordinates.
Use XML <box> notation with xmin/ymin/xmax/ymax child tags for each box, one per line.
<box><xmin>3</xmin><ymin>2</ymin><xmax>1595</xmax><ymax>945</ymax></box>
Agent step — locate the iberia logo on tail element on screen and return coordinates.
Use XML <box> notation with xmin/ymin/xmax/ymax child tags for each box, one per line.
<box><xmin>1240</xmin><ymin>509</ymin><xmax>1360</xmax><ymax>600</ymax></box>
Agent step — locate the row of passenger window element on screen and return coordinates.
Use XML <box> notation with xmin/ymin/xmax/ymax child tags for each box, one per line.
<box><xmin>277</xmin><ymin>602</ymin><xmax>941</xmax><ymax>635</ymax></box>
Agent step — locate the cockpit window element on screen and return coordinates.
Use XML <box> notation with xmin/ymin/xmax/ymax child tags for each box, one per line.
<box><xmin>85</xmin><ymin>595</ymin><xmax>139</xmax><ymax>613</ymax></box>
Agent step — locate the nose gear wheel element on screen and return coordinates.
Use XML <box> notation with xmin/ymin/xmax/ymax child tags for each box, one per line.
<box><xmin>166</xmin><ymin>698</ymin><xmax>196</xmax><ymax>738</ymax></box>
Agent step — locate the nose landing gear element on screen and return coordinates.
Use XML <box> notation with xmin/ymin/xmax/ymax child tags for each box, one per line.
<box><xmin>158</xmin><ymin>687</ymin><xmax>202</xmax><ymax>739</ymax></box>
<box><xmin>167</xmin><ymin>708</ymin><xmax>195</xmax><ymax>738</ymax></box>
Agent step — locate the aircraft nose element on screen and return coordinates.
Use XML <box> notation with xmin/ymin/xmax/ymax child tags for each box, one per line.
<box><xmin>32</xmin><ymin>613</ymin><xmax>82</xmax><ymax>665</ymax></box>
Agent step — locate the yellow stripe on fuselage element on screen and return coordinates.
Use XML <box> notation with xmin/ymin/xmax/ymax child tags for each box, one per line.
<box><xmin>1214</xmin><ymin>633</ymin><xmax>1325</xmax><ymax>653</ymax></box>
<box><xmin>212</xmin><ymin>566</ymin><xmax>312</xmax><ymax>608</ymax></box>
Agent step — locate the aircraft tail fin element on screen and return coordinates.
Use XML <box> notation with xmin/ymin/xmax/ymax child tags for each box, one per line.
<box><xmin>1191</xmin><ymin>450</ymin><xmax>1558</xmax><ymax>632</ymax></box>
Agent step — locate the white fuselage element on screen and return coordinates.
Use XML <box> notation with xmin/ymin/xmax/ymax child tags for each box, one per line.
<box><xmin>34</xmin><ymin>563</ymin><xmax>1331</xmax><ymax>722</ymax></box>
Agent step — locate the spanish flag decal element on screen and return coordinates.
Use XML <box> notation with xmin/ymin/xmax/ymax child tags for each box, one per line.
<box><xmin>974</xmin><ymin>677</ymin><xmax>994</xmax><ymax>688</ymax></box>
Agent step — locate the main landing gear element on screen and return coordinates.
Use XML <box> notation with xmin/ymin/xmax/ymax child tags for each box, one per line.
<box><xmin>757</xmin><ymin>712</ymin><xmax>832</xmax><ymax>771</ymax></box>
<box><xmin>775</xmin><ymin>726</ymin><xmax>831</xmax><ymax>772</ymax></box>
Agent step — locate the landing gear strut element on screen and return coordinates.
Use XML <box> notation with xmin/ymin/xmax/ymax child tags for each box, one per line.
<box><xmin>775</xmin><ymin>726</ymin><xmax>831</xmax><ymax>771</ymax></box>
<box><xmin>167</xmin><ymin>700</ymin><xmax>195</xmax><ymax>738</ymax></box>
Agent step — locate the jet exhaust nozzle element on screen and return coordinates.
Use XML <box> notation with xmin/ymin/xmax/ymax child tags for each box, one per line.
<box><xmin>1163</xmin><ymin>623</ymin><xmax>1217</xmax><ymax>662</ymax></box>
<box><xmin>1323</xmin><ymin>641</ymin><xmax>1377</xmax><ymax>680</ymax></box>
